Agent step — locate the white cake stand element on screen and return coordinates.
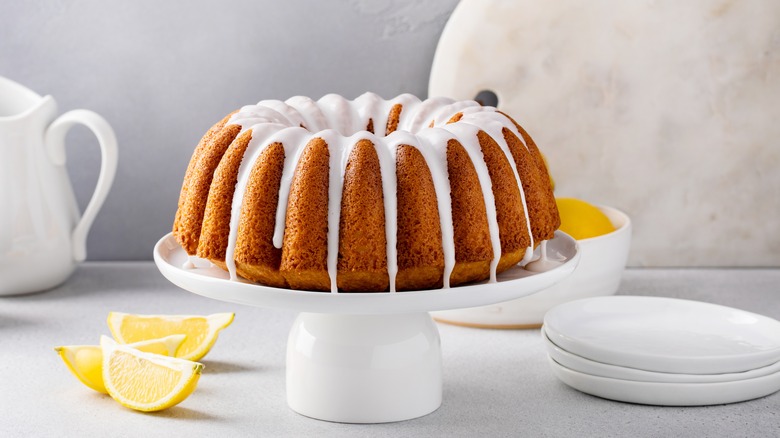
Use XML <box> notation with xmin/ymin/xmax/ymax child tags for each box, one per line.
<box><xmin>153</xmin><ymin>231</ymin><xmax>579</xmax><ymax>423</ymax></box>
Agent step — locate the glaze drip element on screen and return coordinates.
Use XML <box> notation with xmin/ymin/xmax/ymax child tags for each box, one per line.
<box><xmin>524</xmin><ymin>240</ymin><xmax>563</xmax><ymax>273</ymax></box>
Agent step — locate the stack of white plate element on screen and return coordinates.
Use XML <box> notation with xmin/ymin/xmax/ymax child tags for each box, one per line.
<box><xmin>542</xmin><ymin>296</ymin><xmax>780</xmax><ymax>406</ymax></box>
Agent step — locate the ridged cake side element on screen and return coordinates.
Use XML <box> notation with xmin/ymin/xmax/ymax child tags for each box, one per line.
<box><xmin>173</xmin><ymin>93</ymin><xmax>559</xmax><ymax>292</ymax></box>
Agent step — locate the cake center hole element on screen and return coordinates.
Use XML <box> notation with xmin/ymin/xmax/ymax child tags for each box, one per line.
<box><xmin>474</xmin><ymin>90</ymin><xmax>499</xmax><ymax>108</ymax></box>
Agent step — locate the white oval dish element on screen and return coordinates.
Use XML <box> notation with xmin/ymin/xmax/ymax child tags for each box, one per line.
<box><xmin>543</xmin><ymin>332</ymin><xmax>780</xmax><ymax>384</ymax></box>
<box><xmin>544</xmin><ymin>296</ymin><xmax>780</xmax><ymax>374</ymax></box>
<box><xmin>433</xmin><ymin>204</ymin><xmax>630</xmax><ymax>328</ymax></box>
<box><xmin>154</xmin><ymin>231</ymin><xmax>580</xmax><ymax>315</ymax></box>
<box><xmin>547</xmin><ymin>356</ymin><xmax>780</xmax><ymax>406</ymax></box>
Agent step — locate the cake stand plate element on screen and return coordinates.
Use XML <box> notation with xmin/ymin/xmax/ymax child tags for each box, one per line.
<box><xmin>153</xmin><ymin>231</ymin><xmax>579</xmax><ymax>423</ymax></box>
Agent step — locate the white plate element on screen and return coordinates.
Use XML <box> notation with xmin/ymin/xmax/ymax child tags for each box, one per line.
<box><xmin>153</xmin><ymin>231</ymin><xmax>580</xmax><ymax>315</ymax></box>
<box><xmin>543</xmin><ymin>332</ymin><xmax>780</xmax><ymax>384</ymax></box>
<box><xmin>544</xmin><ymin>296</ymin><xmax>780</xmax><ymax>374</ymax></box>
<box><xmin>547</xmin><ymin>356</ymin><xmax>780</xmax><ymax>406</ymax></box>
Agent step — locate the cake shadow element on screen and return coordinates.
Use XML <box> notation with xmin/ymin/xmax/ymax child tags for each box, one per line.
<box><xmin>201</xmin><ymin>360</ymin><xmax>261</xmax><ymax>374</ymax></box>
<box><xmin>148</xmin><ymin>406</ymin><xmax>227</xmax><ymax>422</ymax></box>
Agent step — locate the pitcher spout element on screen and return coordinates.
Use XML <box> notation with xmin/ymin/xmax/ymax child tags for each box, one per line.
<box><xmin>0</xmin><ymin>75</ymin><xmax>58</xmax><ymax>119</ymax></box>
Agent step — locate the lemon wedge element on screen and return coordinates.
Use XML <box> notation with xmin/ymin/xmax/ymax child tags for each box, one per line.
<box><xmin>101</xmin><ymin>336</ymin><xmax>203</xmax><ymax>412</ymax></box>
<box><xmin>556</xmin><ymin>197</ymin><xmax>616</xmax><ymax>240</ymax></box>
<box><xmin>107</xmin><ymin>312</ymin><xmax>234</xmax><ymax>361</ymax></box>
<box><xmin>55</xmin><ymin>334</ymin><xmax>187</xmax><ymax>394</ymax></box>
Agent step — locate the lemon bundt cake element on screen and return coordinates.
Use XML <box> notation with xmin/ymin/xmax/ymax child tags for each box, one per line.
<box><xmin>173</xmin><ymin>93</ymin><xmax>559</xmax><ymax>292</ymax></box>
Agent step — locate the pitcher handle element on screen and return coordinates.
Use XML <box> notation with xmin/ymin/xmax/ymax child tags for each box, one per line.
<box><xmin>45</xmin><ymin>110</ymin><xmax>118</xmax><ymax>262</ymax></box>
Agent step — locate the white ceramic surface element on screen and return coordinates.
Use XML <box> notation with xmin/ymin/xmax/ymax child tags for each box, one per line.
<box><xmin>544</xmin><ymin>296</ymin><xmax>780</xmax><ymax>374</ymax></box>
<box><xmin>433</xmin><ymin>205</ymin><xmax>630</xmax><ymax>327</ymax></box>
<box><xmin>429</xmin><ymin>0</ymin><xmax>780</xmax><ymax>267</ymax></box>
<box><xmin>153</xmin><ymin>230</ymin><xmax>579</xmax><ymax>315</ymax></box>
<box><xmin>548</xmin><ymin>357</ymin><xmax>780</xmax><ymax>406</ymax></box>
<box><xmin>543</xmin><ymin>332</ymin><xmax>780</xmax><ymax>384</ymax></box>
<box><xmin>0</xmin><ymin>76</ymin><xmax>117</xmax><ymax>295</ymax></box>
<box><xmin>287</xmin><ymin>312</ymin><xmax>441</xmax><ymax>423</ymax></box>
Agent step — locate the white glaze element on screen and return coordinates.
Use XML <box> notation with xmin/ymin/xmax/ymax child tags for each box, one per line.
<box><xmin>410</xmin><ymin>128</ymin><xmax>456</xmax><ymax>289</ymax></box>
<box><xmin>525</xmin><ymin>240</ymin><xmax>563</xmax><ymax>272</ymax></box>
<box><xmin>457</xmin><ymin>110</ymin><xmax>535</xmax><ymax>264</ymax></box>
<box><xmin>438</xmin><ymin>122</ymin><xmax>501</xmax><ymax>282</ymax></box>
<box><xmin>223</xmin><ymin>93</ymin><xmax>540</xmax><ymax>292</ymax></box>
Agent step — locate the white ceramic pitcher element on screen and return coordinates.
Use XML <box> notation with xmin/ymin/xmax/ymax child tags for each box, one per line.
<box><xmin>0</xmin><ymin>76</ymin><xmax>117</xmax><ymax>295</ymax></box>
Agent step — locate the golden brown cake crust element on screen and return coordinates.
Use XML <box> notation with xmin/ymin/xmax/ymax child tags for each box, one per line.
<box><xmin>234</xmin><ymin>142</ymin><xmax>287</xmax><ymax>288</ymax></box>
<box><xmin>446</xmin><ymin>139</ymin><xmax>492</xmax><ymax>286</ymax></box>
<box><xmin>385</xmin><ymin>104</ymin><xmax>402</xmax><ymax>135</ymax></box>
<box><xmin>337</xmin><ymin>139</ymin><xmax>389</xmax><ymax>292</ymax></box>
<box><xmin>499</xmin><ymin>112</ymin><xmax>561</xmax><ymax>242</ymax></box>
<box><xmin>395</xmin><ymin>144</ymin><xmax>444</xmax><ymax>291</ymax></box>
<box><xmin>173</xmin><ymin>113</ymin><xmax>240</xmax><ymax>255</ymax></box>
<box><xmin>279</xmin><ymin>137</ymin><xmax>331</xmax><ymax>291</ymax></box>
<box><xmin>197</xmin><ymin>130</ymin><xmax>253</xmax><ymax>261</ymax></box>
<box><xmin>476</xmin><ymin>130</ymin><xmax>531</xmax><ymax>271</ymax></box>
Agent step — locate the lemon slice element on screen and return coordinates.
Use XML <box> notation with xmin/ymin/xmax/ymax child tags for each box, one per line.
<box><xmin>107</xmin><ymin>312</ymin><xmax>234</xmax><ymax>361</ymax></box>
<box><xmin>55</xmin><ymin>334</ymin><xmax>186</xmax><ymax>394</ymax></box>
<box><xmin>55</xmin><ymin>344</ymin><xmax>106</xmax><ymax>393</ymax></box>
<box><xmin>101</xmin><ymin>336</ymin><xmax>203</xmax><ymax>412</ymax></box>
<box><xmin>556</xmin><ymin>197</ymin><xmax>616</xmax><ymax>240</ymax></box>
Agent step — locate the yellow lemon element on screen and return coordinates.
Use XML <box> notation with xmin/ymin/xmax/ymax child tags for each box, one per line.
<box><xmin>107</xmin><ymin>312</ymin><xmax>234</xmax><ymax>361</ymax></box>
<box><xmin>101</xmin><ymin>336</ymin><xmax>203</xmax><ymax>412</ymax></box>
<box><xmin>55</xmin><ymin>334</ymin><xmax>186</xmax><ymax>394</ymax></box>
<box><xmin>556</xmin><ymin>197</ymin><xmax>616</xmax><ymax>240</ymax></box>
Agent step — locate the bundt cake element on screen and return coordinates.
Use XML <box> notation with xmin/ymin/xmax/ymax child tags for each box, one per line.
<box><xmin>173</xmin><ymin>93</ymin><xmax>559</xmax><ymax>292</ymax></box>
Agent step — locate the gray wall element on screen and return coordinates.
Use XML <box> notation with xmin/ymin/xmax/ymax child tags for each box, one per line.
<box><xmin>1</xmin><ymin>0</ymin><xmax>459</xmax><ymax>260</ymax></box>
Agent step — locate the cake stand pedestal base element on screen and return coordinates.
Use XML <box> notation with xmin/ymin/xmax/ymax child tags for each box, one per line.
<box><xmin>286</xmin><ymin>312</ymin><xmax>442</xmax><ymax>423</ymax></box>
<box><xmin>154</xmin><ymin>231</ymin><xmax>579</xmax><ymax>423</ymax></box>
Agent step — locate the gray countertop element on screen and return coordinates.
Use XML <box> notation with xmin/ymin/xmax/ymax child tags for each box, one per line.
<box><xmin>2</xmin><ymin>265</ymin><xmax>779</xmax><ymax>437</ymax></box>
